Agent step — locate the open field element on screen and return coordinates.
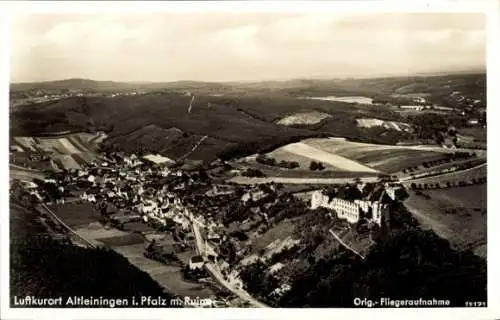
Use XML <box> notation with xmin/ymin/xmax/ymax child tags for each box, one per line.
<box><xmin>405</xmin><ymin>184</ymin><xmax>486</xmax><ymax>257</ymax></box>
<box><xmin>11</xmin><ymin>133</ymin><xmax>101</xmax><ymax>170</ymax></box>
<box><xmin>10</xmin><ymin>165</ymin><xmax>46</xmax><ymax>181</ymax></box>
<box><xmin>303</xmin><ymin>138</ymin><xmax>450</xmax><ymax>173</ymax></box>
<box><xmin>12</xmin><ymin>133</ymin><xmax>101</xmax><ymax>155</ymax></box>
<box><xmin>251</xmin><ymin>135</ymin><xmax>484</xmax><ymax>180</ymax></box>
<box><xmin>403</xmin><ymin>163</ymin><xmax>486</xmax><ymax>185</ymax></box>
<box><xmin>391</xmin><ymin>92</ymin><xmax>432</xmax><ymax>98</ymax></box>
<box><xmin>459</xmin><ymin>127</ymin><xmax>486</xmax><ymax>142</ymax></box>
<box><xmin>397</xmin><ymin>158</ymin><xmax>486</xmax><ymax>178</ymax></box>
<box><xmin>235</xmin><ymin>139</ymin><xmax>382</xmax><ymax>179</ymax></box>
<box><xmin>266</xmin><ymin>148</ymin><xmax>338</xmax><ymax>171</ymax></box>
<box><xmin>356</xmin><ymin>118</ymin><xmax>413</xmax><ymax>132</ymax></box>
<box><xmin>12</xmin><ymin>137</ymin><xmax>38</xmax><ymax>151</ymax></box>
<box><xmin>46</xmin><ymin>202</ymin><xmax>99</xmax><ymax>227</ymax></box>
<box><xmin>280</xmin><ymin>142</ymin><xmax>378</xmax><ymax>173</ymax></box>
<box><xmin>74</xmin><ymin>222</ymin><xmax>216</xmax><ymax>298</ymax></box>
<box><xmin>275</xmin><ymin>111</ymin><xmax>332</xmax><ymax>126</ymax></box>
<box><xmin>301</xmin><ymin>96</ymin><xmax>373</xmax><ymax>104</ymax></box>
<box><xmin>456</xmin><ymin>127</ymin><xmax>486</xmax><ymax>149</ymax></box>
<box><xmin>233</xmin><ymin>157</ymin><xmax>380</xmax><ymax>179</ymax></box>
<box><xmin>97</xmin><ymin>233</ymin><xmax>146</xmax><ymax>247</ymax></box>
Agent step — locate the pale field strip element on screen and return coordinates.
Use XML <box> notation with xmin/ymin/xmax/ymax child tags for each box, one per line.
<box><xmin>89</xmin><ymin>132</ymin><xmax>108</xmax><ymax>144</ymax></box>
<box><xmin>304</xmin><ymin>137</ymin><xmax>484</xmax><ymax>158</ymax></box>
<box><xmin>281</xmin><ymin>142</ymin><xmax>379</xmax><ymax>173</ymax></box>
<box><xmin>304</xmin><ymin>139</ymin><xmax>387</xmax><ymax>159</ymax></box>
<box><xmin>267</xmin><ymin>148</ymin><xmax>338</xmax><ymax>170</ymax></box>
<box><xmin>355</xmin><ymin>118</ymin><xmax>413</xmax><ymax>132</ymax></box>
<box><xmin>9</xmin><ymin>168</ymin><xmax>45</xmax><ymax>181</ymax></box>
<box><xmin>66</xmin><ymin>135</ymin><xmax>92</xmax><ymax>153</ymax></box>
<box><xmin>366</xmin><ymin>156</ymin><xmax>408</xmax><ymax>168</ymax></box>
<box><xmin>356</xmin><ymin>118</ymin><xmax>386</xmax><ymax>128</ymax></box>
<box><xmin>305</xmin><ymin>138</ymin><xmax>404</xmax><ymax>157</ymax></box>
<box><xmin>37</xmin><ymin>138</ymin><xmax>67</xmax><ymax>154</ymax></box>
<box><xmin>57</xmin><ymin>137</ymin><xmax>81</xmax><ymax>154</ymax></box>
<box><xmin>276</xmin><ymin>111</ymin><xmax>332</xmax><ymax>126</ymax></box>
<box><xmin>13</xmin><ymin>137</ymin><xmax>37</xmax><ymax>151</ymax></box>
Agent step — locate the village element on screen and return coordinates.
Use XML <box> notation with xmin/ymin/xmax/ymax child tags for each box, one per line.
<box><xmin>13</xmin><ymin>147</ymin><xmax>411</xmax><ymax>306</ymax></box>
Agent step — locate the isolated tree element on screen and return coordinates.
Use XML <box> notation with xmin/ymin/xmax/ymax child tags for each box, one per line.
<box><xmin>317</xmin><ymin>162</ymin><xmax>325</xmax><ymax>171</ymax></box>
<box><xmin>310</xmin><ymin>161</ymin><xmax>318</xmax><ymax>171</ymax></box>
<box><xmin>256</xmin><ymin>154</ymin><xmax>267</xmax><ymax>164</ymax></box>
<box><xmin>290</xmin><ymin>161</ymin><xmax>300</xmax><ymax>169</ymax></box>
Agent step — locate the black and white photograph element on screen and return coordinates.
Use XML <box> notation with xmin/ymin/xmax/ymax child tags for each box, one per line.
<box><xmin>1</xmin><ymin>1</ymin><xmax>498</xmax><ymax>319</ymax></box>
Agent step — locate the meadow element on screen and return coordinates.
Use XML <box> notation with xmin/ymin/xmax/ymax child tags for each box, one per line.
<box><xmin>301</xmin><ymin>138</ymin><xmax>449</xmax><ymax>173</ymax></box>
<box><xmin>12</xmin><ymin>133</ymin><xmax>101</xmax><ymax>170</ymax></box>
<box><xmin>405</xmin><ymin>184</ymin><xmax>486</xmax><ymax>257</ymax></box>
<box><xmin>405</xmin><ymin>163</ymin><xmax>486</xmax><ymax>186</ymax></box>
<box><xmin>47</xmin><ymin>202</ymin><xmax>102</xmax><ymax>227</ymax></box>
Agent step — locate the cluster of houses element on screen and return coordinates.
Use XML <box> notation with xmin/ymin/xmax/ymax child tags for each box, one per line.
<box><xmin>27</xmin><ymin>152</ymin><xmax>236</xmax><ymax>271</ymax></box>
<box><xmin>68</xmin><ymin>154</ymin><xmax>196</xmax><ymax>230</ymax></box>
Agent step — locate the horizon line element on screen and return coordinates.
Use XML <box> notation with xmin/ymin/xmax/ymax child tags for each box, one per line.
<box><xmin>10</xmin><ymin>68</ymin><xmax>487</xmax><ymax>85</ymax></box>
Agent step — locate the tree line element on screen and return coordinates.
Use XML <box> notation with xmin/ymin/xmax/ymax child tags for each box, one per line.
<box><xmin>410</xmin><ymin>176</ymin><xmax>486</xmax><ymax>191</ymax></box>
<box><xmin>256</xmin><ymin>154</ymin><xmax>300</xmax><ymax>169</ymax></box>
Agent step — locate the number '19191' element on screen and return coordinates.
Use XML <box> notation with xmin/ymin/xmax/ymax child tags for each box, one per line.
<box><xmin>465</xmin><ymin>301</ymin><xmax>486</xmax><ymax>307</ymax></box>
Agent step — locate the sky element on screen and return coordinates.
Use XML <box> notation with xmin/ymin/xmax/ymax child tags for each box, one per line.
<box><xmin>10</xmin><ymin>12</ymin><xmax>486</xmax><ymax>83</ymax></box>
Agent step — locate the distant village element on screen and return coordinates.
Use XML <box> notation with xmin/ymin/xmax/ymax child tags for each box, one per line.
<box><xmin>370</xmin><ymin>93</ymin><xmax>486</xmax><ymax>126</ymax></box>
<box><xmin>9</xmin><ymin>88</ymin><xmax>147</xmax><ymax>108</ymax></box>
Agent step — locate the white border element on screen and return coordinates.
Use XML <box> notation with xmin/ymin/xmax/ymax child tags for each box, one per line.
<box><xmin>1</xmin><ymin>1</ymin><xmax>499</xmax><ymax>320</ymax></box>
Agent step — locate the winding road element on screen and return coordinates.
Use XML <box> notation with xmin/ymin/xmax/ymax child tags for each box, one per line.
<box><xmin>189</xmin><ymin>214</ymin><xmax>269</xmax><ymax>308</ymax></box>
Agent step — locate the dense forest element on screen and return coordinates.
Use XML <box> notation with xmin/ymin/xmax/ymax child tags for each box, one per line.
<box><xmin>279</xmin><ymin>227</ymin><xmax>486</xmax><ymax>307</ymax></box>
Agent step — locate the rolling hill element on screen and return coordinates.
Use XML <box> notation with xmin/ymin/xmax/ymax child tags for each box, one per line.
<box><xmin>10</xmin><ymin>72</ymin><xmax>486</xmax><ymax>163</ymax></box>
<box><xmin>10</xmin><ymin>93</ymin><xmax>325</xmax><ymax>162</ymax></box>
<box><xmin>11</xmin><ymin>72</ymin><xmax>485</xmax><ymax>98</ymax></box>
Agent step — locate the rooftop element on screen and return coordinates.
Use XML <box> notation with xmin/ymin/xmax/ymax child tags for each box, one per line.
<box><xmin>190</xmin><ymin>255</ymin><xmax>204</xmax><ymax>263</ymax></box>
<box><xmin>142</xmin><ymin>154</ymin><xmax>175</xmax><ymax>165</ymax></box>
